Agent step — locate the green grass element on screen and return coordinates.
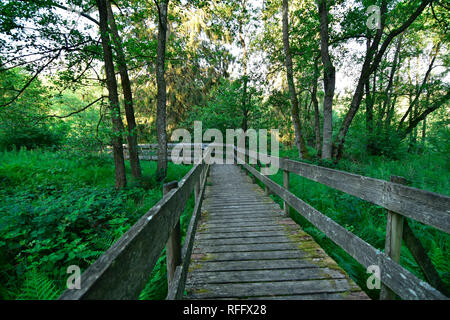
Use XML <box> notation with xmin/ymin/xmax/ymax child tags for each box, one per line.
<box><xmin>259</xmin><ymin>146</ymin><xmax>450</xmax><ymax>299</ymax></box>
<box><xmin>0</xmin><ymin>148</ymin><xmax>193</xmax><ymax>300</ymax></box>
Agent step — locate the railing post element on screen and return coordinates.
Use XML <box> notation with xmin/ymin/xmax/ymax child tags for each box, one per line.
<box><xmin>283</xmin><ymin>169</ymin><xmax>290</xmax><ymax>216</ymax></box>
<box><xmin>380</xmin><ymin>175</ymin><xmax>406</xmax><ymax>300</ymax></box>
<box><xmin>261</xmin><ymin>163</ymin><xmax>272</xmax><ymax>195</ymax></box>
<box><xmin>195</xmin><ymin>173</ymin><xmax>201</xmax><ymax>203</ymax></box>
<box><xmin>164</xmin><ymin>181</ymin><xmax>181</xmax><ymax>286</ymax></box>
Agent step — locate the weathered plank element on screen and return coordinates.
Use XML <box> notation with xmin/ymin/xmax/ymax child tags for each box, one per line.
<box><xmin>196</xmin><ymin>230</ymin><xmax>286</xmax><ymax>240</ymax></box>
<box><xmin>242</xmin><ymin>162</ymin><xmax>447</xmax><ymax>300</ymax></box>
<box><xmin>203</xmin><ymin>220</ymin><xmax>280</xmax><ymax>229</ymax></box>
<box><xmin>193</xmin><ymin>242</ymin><xmax>299</xmax><ymax>253</ymax></box>
<box><xmin>189</xmin><ymin>258</ymin><xmax>318</xmax><ymax>272</ymax></box>
<box><xmin>203</xmin><ymin>217</ymin><xmax>278</xmax><ymax>224</ymax></box>
<box><xmin>199</xmin><ymin>225</ymin><xmax>284</xmax><ymax>234</ymax></box>
<box><xmin>190</xmin><ymin>250</ymin><xmax>315</xmax><ymax>262</ymax></box>
<box><xmin>380</xmin><ymin>175</ymin><xmax>405</xmax><ymax>300</ymax></box>
<box><xmin>249</xmin><ymin>292</ymin><xmax>370</xmax><ymax>300</ymax></box>
<box><xmin>187</xmin><ymin>279</ymin><xmax>360</xmax><ymax>299</ymax></box>
<box><xmin>186</xmin><ymin>267</ymin><xmax>346</xmax><ymax>284</ymax></box>
<box><xmin>202</xmin><ymin>211</ymin><xmax>281</xmax><ymax>220</ymax></box>
<box><xmin>195</xmin><ymin>235</ymin><xmax>292</xmax><ymax>246</ymax></box>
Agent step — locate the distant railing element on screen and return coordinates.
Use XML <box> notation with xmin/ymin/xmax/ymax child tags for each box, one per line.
<box><xmin>59</xmin><ymin>145</ymin><xmax>211</xmax><ymax>300</ymax></box>
<box><xmin>235</xmin><ymin>147</ymin><xmax>449</xmax><ymax>300</ymax></box>
<box><xmin>123</xmin><ymin>143</ymin><xmax>209</xmax><ymax>162</ymax></box>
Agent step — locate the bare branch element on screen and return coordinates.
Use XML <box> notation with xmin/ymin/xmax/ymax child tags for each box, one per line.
<box><xmin>35</xmin><ymin>95</ymin><xmax>106</xmax><ymax>123</ymax></box>
<box><xmin>53</xmin><ymin>3</ymin><xmax>99</xmax><ymax>25</ymax></box>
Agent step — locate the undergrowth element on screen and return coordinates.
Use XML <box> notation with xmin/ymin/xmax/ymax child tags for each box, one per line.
<box><xmin>0</xmin><ymin>148</ymin><xmax>192</xmax><ymax>300</ymax></box>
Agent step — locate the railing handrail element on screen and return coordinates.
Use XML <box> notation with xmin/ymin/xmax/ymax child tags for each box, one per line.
<box><xmin>235</xmin><ymin>148</ymin><xmax>450</xmax><ymax>234</ymax></box>
<box><xmin>234</xmin><ymin>147</ymin><xmax>448</xmax><ymax>300</ymax></box>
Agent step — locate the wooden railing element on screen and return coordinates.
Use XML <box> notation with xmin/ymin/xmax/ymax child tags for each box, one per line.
<box><xmin>235</xmin><ymin>147</ymin><xmax>449</xmax><ymax>300</ymax></box>
<box><xmin>122</xmin><ymin>143</ymin><xmax>209</xmax><ymax>162</ymax></box>
<box><xmin>59</xmin><ymin>146</ymin><xmax>211</xmax><ymax>300</ymax></box>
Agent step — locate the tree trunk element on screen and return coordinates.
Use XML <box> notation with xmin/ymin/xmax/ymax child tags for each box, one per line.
<box><xmin>238</xmin><ymin>2</ymin><xmax>248</xmax><ymax>133</ymax></box>
<box><xmin>156</xmin><ymin>0</ymin><xmax>169</xmax><ymax>182</ymax></box>
<box><xmin>106</xmin><ymin>0</ymin><xmax>142</xmax><ymax>181</ymax></box>
<box><xmin>379</xmin><ymin>34</ymin><xmax>403</xmax><ymax>128</ymax></box>
<box><xmin>282</xmin><ymin>0</ymin><xmax>309</xmax><ymax>159</ymax></box>
<box><xmin>399</xmin><ymin>90</ymin><xmax>450</xmax><ymax>140</ymax></box>
<box><xmin>399</xmin><ymin>41</ymin><xmax>440</xmax><ymax>129</ymax></box>
<box><xmin>317</xmin><ymin>0</ymin><xmax>335</xmax><ymax>160</ymax></box>
<box><xmin>312</xmin><ymin>57</ymin><xmax>321</xmax><ymax>157</ymax></box>
<box><xmin>96</xmin><ymin>0</ymin><xmax>126</xmax><ymax>189</ymax></box>
<box><xmin>365</xmin><ymin>77</ymin><xmax>374</xmax><ymax>154</ymax></box>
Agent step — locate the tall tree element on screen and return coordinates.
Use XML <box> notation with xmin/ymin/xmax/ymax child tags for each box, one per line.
<box><xmin>333</xmin><ymin>0</ymin><xmax>432</xmax><ymax>161</ymax></box>
<box><xmin>312</xmin><ymin>57</ymin><xmax>321</xmax><ymax>157</ymax></box>
<box><xmin>106</xmin><ymin>0</ymin><xmax>143</xmax><ymax>181</ymax></box>
<box><xmin>238</xmin><ymin>3</ymin><xmax>249</xmax><ymax>133</ymax></box>
<box><xmin>317</xmin><ymin>0</ymin><xmax>336</xmax><ymax>160</ymax></box>
<box><xmin>97</xmin><ymin>0</ymin><xmax>127</xmax><ymax>188</ymax></box>
<box><xmin>282</xmin><ymin>0</ymin><xmax>309</xmax><ymax>159</ymax></box>
<box><xmin>155</xmin><ymin>0</ymin><xmax>169</xmax><ymax>181</ymax></box>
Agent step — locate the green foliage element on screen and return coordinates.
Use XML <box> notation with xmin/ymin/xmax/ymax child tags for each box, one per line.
<box><xmin>15</xmin><ymin>269</ymin><xmax>59</xmax><ymax>300</ymax></box>
<box><xmin>0</xmin><ymin>149</ymin><xmax>191</xmax><ymax>299</ymax></box>
<box><xmin>0</xmin><ymin>68</ymin><xmax>68</xmax><ymax>151</ymax></box>
<box><xmin>0</xmin><ymin>123</ymin><xmax>67</xmax><ymax>151</ymax></box>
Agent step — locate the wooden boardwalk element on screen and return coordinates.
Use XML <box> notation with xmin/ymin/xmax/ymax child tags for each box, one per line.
<box><xmin>185</xmin><ymin>164</ymin><xmax>369</xmax><ymax>300</ymax></box>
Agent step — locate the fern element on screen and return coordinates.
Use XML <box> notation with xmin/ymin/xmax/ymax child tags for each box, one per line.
<box><xmin>16</xmin><ymin>269</ymin><xmax>59</xmax><ymax>300</ymax></box>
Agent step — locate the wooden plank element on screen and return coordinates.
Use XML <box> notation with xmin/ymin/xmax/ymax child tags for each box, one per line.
<box><xmin>204</xmin><ymin>216</ymin><xmax>276</xmax><ymax>223</ymax></box>
<box><xmin>190</xmin><ymin>250</ymin><xmax>315</xmax><ymax>262</ymax></box>
<box><xmin>380</xmin><ymin>175</ymin><xmax>405</xmax><ymax>300</ymax></box>
<box><xmin>195</xmin><ymin>235</ymin><xmax>292</xmax><ymax>246</ymax></box>
<box><xmin>58</xmin><ymin>163</ymin><xmax>204</xmax><ymax>300</ymax></box>
<box><xmin>205</xmin><ymin>203</ymin><xmax>280</xmax><ymax>210</ymax></box>
<box><xmin>203</xmin><ymin>210</ymin><xmax>280</xmax><ymax>217</ymax></box>
<box><xmin>186</xmin><ymin>267</ymin><xmax>346</xmax><ymax>284</ymax></box>
<box><xmin>204</xmin><ymin>220</ymin><xmax>280</xmax><ymax>229</ymax></box>
<box><xmin>204</xmin><ymin>200</ymin><xmax>274</xmax><ymax>206</ymax></box>
<box><xmin>186</xmin><ymin>279</ymin><xmax>359</xmax><ymax>299</ymax></box>
<box><xmin>189</xmin><ymin>258</ymin><xmax>318</xmax><ymax>272</ymax></box>
<box><xmin>206</xmin><ymin>214</ymin><xmax>280</xmax><ymax>222</ymax></box>
<box><xmin>242</xmin><ymin>162</ymin><xmax>447</xmax><ymax>300</ymax></box>
<box><xmin>193</xmin><ymin>242</ymin><xmax>299</xmax><ymax>253</ymax></box>
<box><xmin>274</xmin><ymin>156</ymin><xmax>450</xmax><ymax>234</ymax></box>
<box><xmin>249</xmin><ymin>292</ymin><xmax>369</xmax><ymax>300</ymax></box>
<box><xmin>196</xmin><ymin>230</ymin><xmax>286</xmax><ymax>240</ymax></box>
<box><xmin>205</xmin><ymin>209</ymin><xmax>281</xmax><ymax>216</ymax></box>
<box><xmin>199</xmin><ymin>225</ymin><xmax>284</xmax><ymax>234</ymax></box>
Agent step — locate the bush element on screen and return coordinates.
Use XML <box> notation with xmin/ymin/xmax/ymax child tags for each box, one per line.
<box><xmin>0</xmin><ymin>123</ymin><xmax>67</xmax><ymax>151</ymax></box>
